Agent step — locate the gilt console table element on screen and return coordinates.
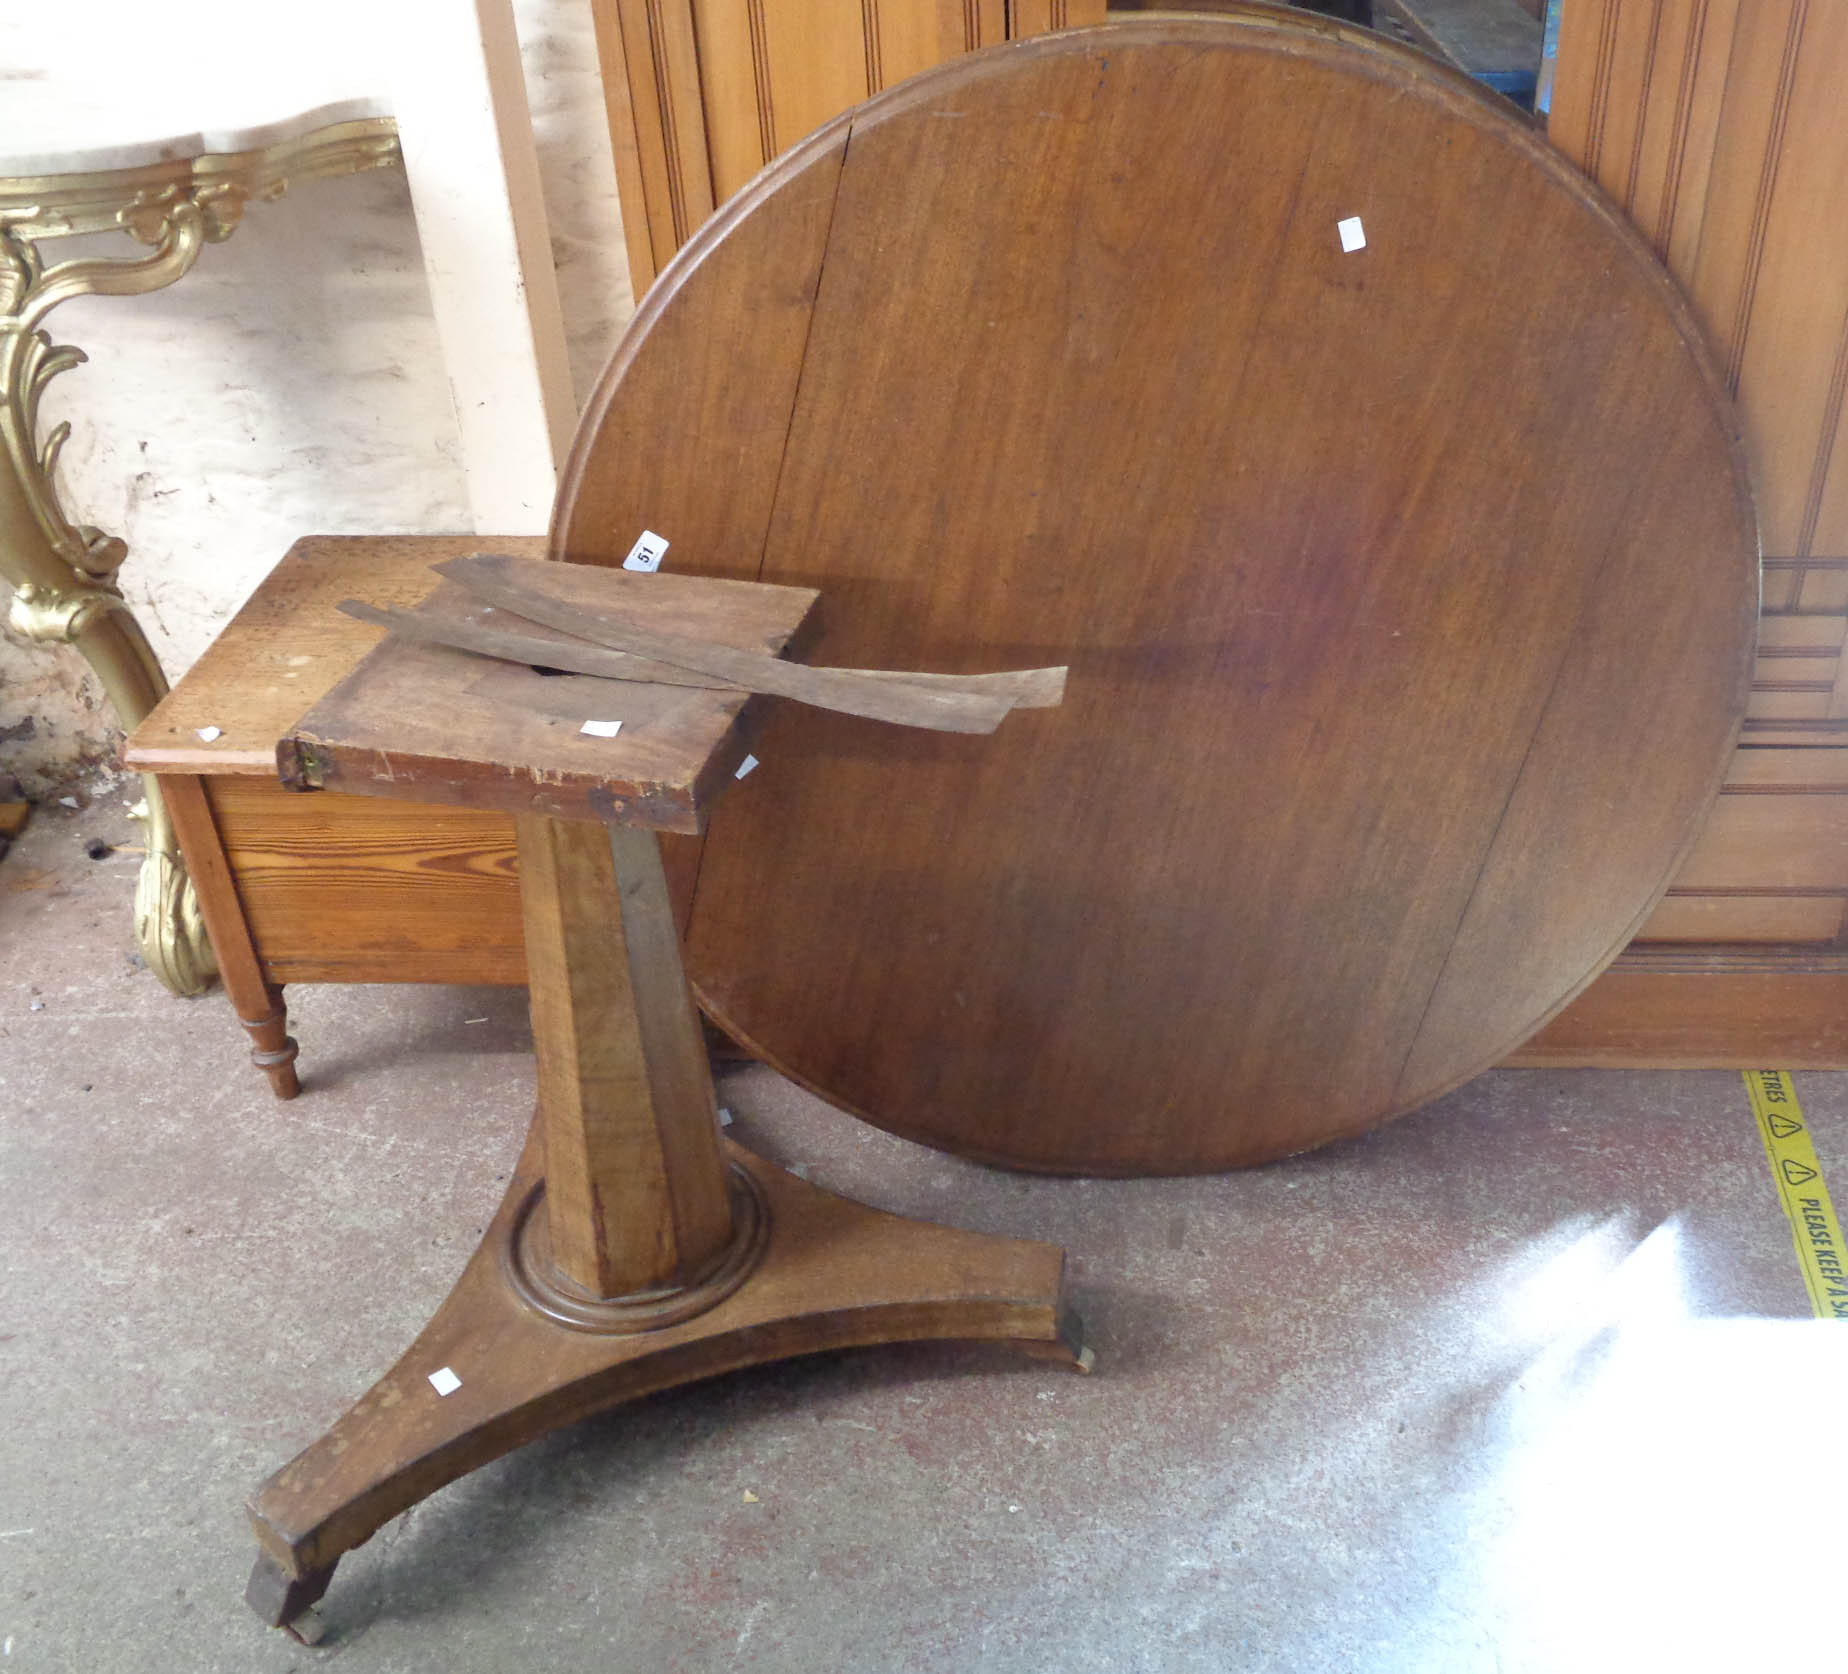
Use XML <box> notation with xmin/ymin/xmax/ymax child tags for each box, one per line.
<box><xmin>0</xmin><ymin>98</ymin><xmax>400</xmax><ymax>998</ymax></box>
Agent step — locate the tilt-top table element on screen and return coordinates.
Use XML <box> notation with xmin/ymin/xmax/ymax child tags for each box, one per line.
<box><xmin>244</xmin><ymin>562</ymin><xmax>1085</xmax><ymax>1639</ymax></box>
<box><xmin>240</xmin><ymin>7</ymin><xmax>1762</xmax><ymax>1634</ymax></box>
<box><xmin>554</xmin><ymin>16</ymin><xmax>1758</xmax><ymax>1174</ymax></box>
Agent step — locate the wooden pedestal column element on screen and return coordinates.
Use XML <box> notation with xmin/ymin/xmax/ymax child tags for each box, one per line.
<box><xmin>518</xmin><ymin>815</ymin><xmax>734</xmax><ymax>1299</ymax></box>
<box><xmin>244</xmin><ymin>811</ymin><xmax>1084</xmax><ymax>1640</ymax></box>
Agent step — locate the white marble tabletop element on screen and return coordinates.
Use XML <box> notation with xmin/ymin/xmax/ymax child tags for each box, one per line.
<box><xmin>0</xmin><ymin>4</ymin><xmax>389</xmax><ymax>177</ymax></box>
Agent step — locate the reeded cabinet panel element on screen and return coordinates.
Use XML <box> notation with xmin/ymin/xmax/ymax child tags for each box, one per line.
<box><xmin>1525</xmin><ymin>1</ymin><xmax>1848</xmax><ymax>1063</ymax></box>
<box><xmin>594</xmin><ymin>0</ymin><xmax>1097</xmax><ymax>294</ymax></box>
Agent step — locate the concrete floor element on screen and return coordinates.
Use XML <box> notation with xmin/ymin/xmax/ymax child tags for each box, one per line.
<box><xmin>3</xmin><ymin>775</ymin><xmax>1845</xmax><ymax>1673</ymax></box>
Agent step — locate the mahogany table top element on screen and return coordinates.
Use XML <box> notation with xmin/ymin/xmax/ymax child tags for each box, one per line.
<box><xmin>551</xmin><ymin>18</ymin><xmax>1758</xmax><ymax>1172</ymax></box>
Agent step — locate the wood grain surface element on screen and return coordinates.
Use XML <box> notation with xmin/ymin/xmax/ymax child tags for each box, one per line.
<box><xmin>1509</xmin><ymin>944</ymin><xmax>1848</xmax><ymax>1068</ymax></box>
<box><xmin>247</xmin><ymin>1118</ymin><xmax>1076</xmax><ymax>1597</ymax></box>
<box><xmin>202</xmin><ymin>773</ymin><xmax>526</xmax><ymax>986</ymax></box>
<box><xmin>517</xmin><ymin>814</ymin><xmax>732</xmax><ymax>1294</ymax></box>
<box><xmin>590</xmin><ymin>0</ymin><xmax>1095</xmax><ymax>294</ymax></box>
<box><xmin>552</xmin><ymin>18</ymin><xmax>1758</xmax><ymax>1173</ymax></box>
<box><xmin>430</xmin><ymin>552</ymin><xmax>1052</xmax><ymax>732</ymax></box>
<box><xmin>279</xmin><ymin>570</ymin><xmax>819</xmax><ymax>832</ymax></box>
<box><xmin>1541</xmin><ymin>0</ymin><xmax>1848</xmax><ymax>957</ymax></box>
<box><xmin>123</xmin><ymin>535</ymin><xmax>549</xmax><ymax>775</ymax></box>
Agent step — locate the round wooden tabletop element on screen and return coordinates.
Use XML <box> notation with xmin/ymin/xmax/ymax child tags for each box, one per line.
<box><xmin>554</xmin><ymin>17</ymin><xmax>1758</xmax><ymax>1174</ymax></box>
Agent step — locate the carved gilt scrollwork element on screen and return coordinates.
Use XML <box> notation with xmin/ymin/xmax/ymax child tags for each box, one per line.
<box><xmin>0</xmin><ymin>114</ymin><xmax>400</xmax><ymax>995</ymax></box>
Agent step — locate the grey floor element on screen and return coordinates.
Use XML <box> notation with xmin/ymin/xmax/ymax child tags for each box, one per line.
<box><xmin>3</xmin><ymin>776</ymin><xmax>1845</xmax><ymax>1673</ymax></box>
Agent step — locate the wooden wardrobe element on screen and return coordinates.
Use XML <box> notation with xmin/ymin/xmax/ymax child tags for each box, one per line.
<box><xmin>1516</xmin><ymin>0</ymin><xmax>1848</xmax><ymax>1064</ymax></box>
<box><xmin>591</xmin><ymin>0</ymin><xmax>1108</xmax><ymax>295</ymax></box>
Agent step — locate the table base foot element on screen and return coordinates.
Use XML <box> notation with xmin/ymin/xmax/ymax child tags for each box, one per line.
<box><xmin>245</xmin><ymin>1120</ymin><xmax>1083</xmax><ymax>1632</ymax></box>
<box><xmin>244</xmin><ymin>1550</ymin><xmax>337</xmax><ymax>1642</ymax></box>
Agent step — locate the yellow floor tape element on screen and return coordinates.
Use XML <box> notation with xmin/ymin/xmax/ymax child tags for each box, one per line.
<box><xmin>1743</xmin><ymin>1070</ymin><xmax>1848</xmax><ymax>1320</ymax></box>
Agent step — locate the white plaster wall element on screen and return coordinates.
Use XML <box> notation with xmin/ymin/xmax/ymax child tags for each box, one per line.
<box><xmin>0</xmin><ymin>0</ymin><xmax>633</xmax><ymax>794</ymax></box>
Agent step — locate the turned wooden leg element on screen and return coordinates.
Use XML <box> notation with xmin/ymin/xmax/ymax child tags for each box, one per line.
<box><xmin>246</xmin><ymin>816</ymin><xmax>1084</xmax><ymax>1637</ymax></box>
<box><xmin>236</xmin><ymin>984</ymin><xmax>302</xmax><ymax>1100</ymax></box>
<box><xmin>159</xmin><ymin>774</ymin><xmax>299</xmax><ymax>1098</ymax></box>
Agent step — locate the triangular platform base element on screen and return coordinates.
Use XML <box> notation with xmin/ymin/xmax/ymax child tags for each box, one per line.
<box><xmin>246</xmin><ymin>1121</ymin><xmax>1085</xmax><ymax>1640</ymax></box>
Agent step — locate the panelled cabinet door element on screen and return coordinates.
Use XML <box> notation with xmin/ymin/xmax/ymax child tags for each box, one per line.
<box><xmin>1515</xmin><ymin>1</ymin><xmax>1848</xmax><ymax>1066</ymax></box>
<box><xmin>592</xmin><ymin>0</ymin><xmax>1101</xmax><ymax>294</ymax></box>
<box><xmin>1544</xmin><ymin>3</ymin><xmax>1848</xmax><ymax>938</ymax></box>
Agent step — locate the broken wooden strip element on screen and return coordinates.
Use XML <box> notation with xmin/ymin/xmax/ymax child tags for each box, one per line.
<box><xmin>791</xmin><ymin>662</ymin><xmax>1064</xmax><ymax>706</ymax></box>
<box><xmin>444</xmin><ymin>555</ymin><xmax>1066</xmax><ymax>708</ymax></box>
<box><xmin>433</xmin><ymin>554</ymin><xmax>1064</xmax><ymax>731</ymax></box>
<box><xmin>435</xmin><ymin>553</ymin><xmax>1067</xmax><ymax>712</ymax></box>
<box><xmin>463</xmin><ymin>553</ymin><xmax>1068</xmax><ymax>708</ymax></box>
<box><xmin>338</xmin><ymin>600</ymin><xmax>731</xmax><ymax>690</ymax></box>
<box><xmin>339</xmin><ymin>597</ymin><xmax>1017</xmax><ymax>735</ymax></box>
<box><xmin>438</xmin><ymin>552</ymin><xmax>1066</xmax><ymax>707</ymax></box>
<box><xmin>337</xmin><ymin>598</ymin><xmax>1062</xmax><ymax>709</ymax></box>
<box><xmin>356</xmin><ymin>580</ymin><xmax>1061</xmax><ymax>709</ymax></box>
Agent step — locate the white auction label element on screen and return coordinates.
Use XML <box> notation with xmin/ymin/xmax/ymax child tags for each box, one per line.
<box><xmin>580</xmin><ymin>719</ymin><xmax>624</xmax><ymax>738</ymax></box>
<box><xmin>1337</xmin><ymin>216</ymin><xmax>1366</xmax><ymax>253</ymax></box>
<box><xmin>623</xmin><ymin>530</ymin><xmax>670</xmax><ymax>572</ymax></box>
